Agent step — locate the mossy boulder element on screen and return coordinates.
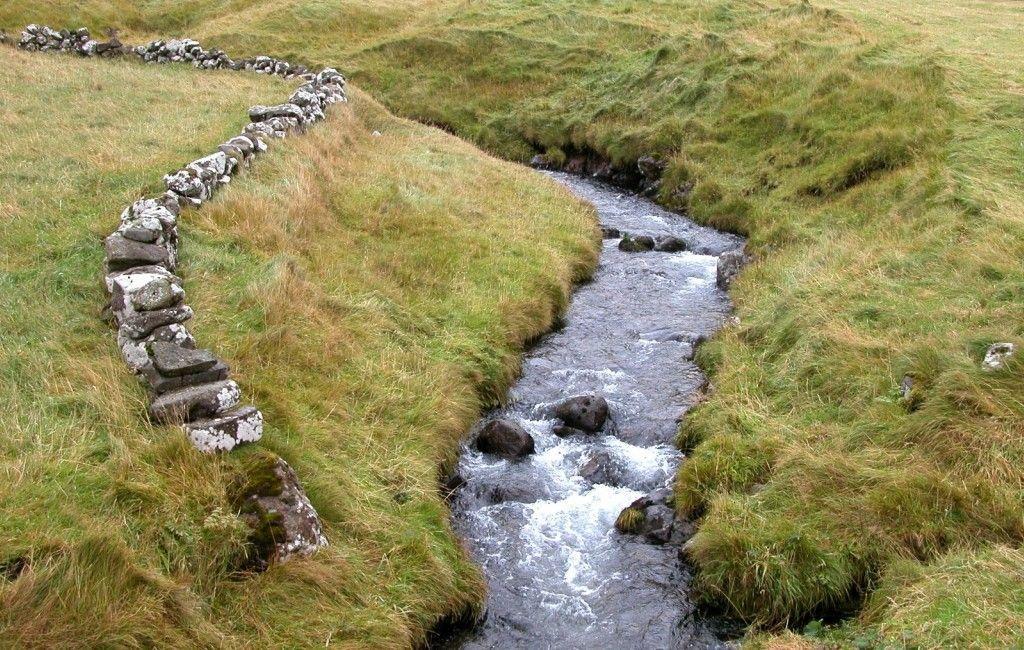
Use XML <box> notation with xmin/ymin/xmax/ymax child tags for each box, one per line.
<box><xmin>614</xmin><ymin>488</ymin><xmax>679</xmax><ymax>544</ymax></box>
<box><xmin>228</xmin><ymin>450</ymin><xmax>327</xmax><ymax>570</ymax></box>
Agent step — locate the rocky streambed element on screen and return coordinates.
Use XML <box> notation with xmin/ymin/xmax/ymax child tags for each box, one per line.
<box><xmin>442</xmin><ymin>172</ymin><xmax>744</xmax><ymax>648</ymax></box>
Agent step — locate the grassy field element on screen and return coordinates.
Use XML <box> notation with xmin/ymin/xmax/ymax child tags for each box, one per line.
<box><xmin>3</xmin><ymin>0</ymin><xmax>1024</xmax><ymax>646</ymax></box>
<box><xmin>0</xmin><ymin>44</ymin><xmax>596</xmax><ymax>647</ymax></box>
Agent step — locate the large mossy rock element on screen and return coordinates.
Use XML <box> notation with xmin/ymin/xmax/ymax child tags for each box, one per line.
<box><xmin>228</xmin><ymin>450</ymin><xmax>327</xmax><ymax>570</ymax></box>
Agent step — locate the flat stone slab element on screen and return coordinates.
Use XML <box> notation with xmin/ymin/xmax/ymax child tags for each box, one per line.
<box><xmin>105</xmin><ymin>234</ymin><xmax>169</xmax><ymax>272</ymax></box>
<box><xmin>118</xmin><ymin>304</ymin><xmax>193</xmax><ymax>339</ymax></box>
<box><xmin>149</xmin><ymin>341</ymin><xmax>218</xmax><ymax>377</ymax></box>
<box><xmin>248</xmin><ymin>103</ymin><xmax>303</xmax><ymax>122</ymax></box>
<box><xmin>142</xmin><ymin>360</ymin><xmax>229</xmax><ymax>395</ymax></box>
<box><xmin>148</xmin><ymin>379</ymin><xmax>239</xmax><ymax>424</ymax></box>
<box><xmin>185</xmin><ymin>405</ymin><xmax>263</xmax><ymax>452</ymax></box>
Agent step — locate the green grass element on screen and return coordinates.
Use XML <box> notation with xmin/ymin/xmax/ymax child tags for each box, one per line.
<box><xmin>3</xmin><ymin>0</ymin><xmax>1024</xmax><ymax>645</ymax></box>
<box><xmin>0</xmin><ymin>44</ymin><xmax>596</xmax><ymax>646</ymax></box>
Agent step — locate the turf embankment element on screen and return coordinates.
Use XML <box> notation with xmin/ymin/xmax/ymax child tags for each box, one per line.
<box><xmin>6</xmin><ymin>0</ymin><xmax>1018</xmax><ymax>644</ymax></box>
<box><xmin>0</xmin><ymin>44</ymin><xmax>596</xmax><ymax>646</ymax></box>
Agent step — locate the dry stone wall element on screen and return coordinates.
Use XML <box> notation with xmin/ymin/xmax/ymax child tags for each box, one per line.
<box><xmin>18</xmin><ymin>24</ymin><xmax>346</xmax><ymax>452</ymax></box>
<box><xmin>14</xmin><ymin>24</ymin><xmax>342</xmax><ymax>563</ymax></box>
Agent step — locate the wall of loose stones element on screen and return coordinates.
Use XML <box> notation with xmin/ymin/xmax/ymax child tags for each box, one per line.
<box><xmin>14</xmin><ymin>23</ymin><xmax>344</xmax><ymax>564</ymax></box>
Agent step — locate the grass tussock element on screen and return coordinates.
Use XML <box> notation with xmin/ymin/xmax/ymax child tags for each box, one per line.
<box><xmin>855</xmin><ymin>545</ymin><xmax>1024</xmax><ymax>648</ymax></box>
<box><xmin>0</xmin><ymin>45</ymin><xmax>597</xmax><ymax>646</ymax></box>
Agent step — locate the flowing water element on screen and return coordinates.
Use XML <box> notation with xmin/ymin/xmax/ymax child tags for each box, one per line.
<box><xmin>445</xmin><ymin>172</ymin><xmax>743</xmax><ymax>649</ymax></box>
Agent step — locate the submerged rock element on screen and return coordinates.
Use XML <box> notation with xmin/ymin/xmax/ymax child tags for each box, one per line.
<box><xmin>229</xmin><ymin>452</ymin><xmax>327</xmax><ymax>570</ymax></box>
<box><xmin>552</xmin><ymin>394</ymin><xmax>608</xmax><ymax>432</ymax></box>
<box><xmin>440</xmin><ymin>472</ymin><xmax>466</xmax><ymax>501</ymax></box>
<box><xmin>475</xmin><ymin>418</ymin><xmax>535</xmax><ymax>459</ymax></box>
<box><xmin>578</xmin><ymin>449</ymin><xmax>626</xmax><ymax>486</ymax></box>
<box><xmin>552</xmin><ymin>424</ymin><xmax>590</xmax><ymax>438</ymax></box>
<box><xmin>618</xmin><ymin>234</ymin><xmax>655</xmax><ymax>252</ymax></box>
<box><xmin>982</xmin><ymin>342</ymin><xmax>1015</xmax><ymax>371</ymax></box>
<box><xmin>654</xmin><ymin>235</ymin><xmax>687</xmax><ymax>253</ymax></box>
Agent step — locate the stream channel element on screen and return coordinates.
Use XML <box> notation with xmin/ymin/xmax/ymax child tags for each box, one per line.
<box><xmin>445</xmin><ymin>172</ymin><xmax>743</xmax><ymax>649</ymax></box>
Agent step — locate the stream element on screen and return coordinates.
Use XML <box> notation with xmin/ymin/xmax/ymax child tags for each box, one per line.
<box><xmin>445</xmin><ymin>172</ymin><xmax>743</xmax><ymax>649</ymax></box>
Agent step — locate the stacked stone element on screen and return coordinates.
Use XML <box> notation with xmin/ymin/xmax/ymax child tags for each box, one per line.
<box><xmin>18</xmin><ymin>25</ymin><xmax>124</xmax><ymax>57</ymax></box>
<box><xmin>237</xmin><ymin>54</ymin><xmax>310</xmax><ymax>78</ymax></box>
<box><xmin>19</xmin><ymin>24</ymin><xmax>85</xmax><ymax>52</ymax></box>
<box><xmin>17</xmin><ymin>25</ymin><xmax>319</xmax><ymax>81</ymax></box>
<box><xmin>135</xmin><ymin>38</ymin><xmax>232</xmax><ymax>70</ymax></box>
<box><xmin>34</xmin><ymin>23</ymin><xmax>350</xmax><ymax>454</ymax></box>
<box><xmin>133</xmin><ymin>40</ymin><xmax>313</xmax><ymax>77</ymax></box>
<box><xmin>103</xmin><ymin>69</ymin><xmax>347</xmax><ymax>452</ymax></box>
<box><xmin>245</xmin><ymin>68</ymin><xmax>348</xmax><ymax>138</ymax></box>
<box><xmin>104</xmin><ymin>195</ymin><xmax>263</xmax><ymax>453</ymax></box>
<box><xmin>18</xmin><ymin>23</ymin><xmax>341</xmax><ymax>562</ymax></box>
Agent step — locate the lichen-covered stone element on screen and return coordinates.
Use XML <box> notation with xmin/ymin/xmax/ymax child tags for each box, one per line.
<box><xmin>129</xmin><ymin>277</ymin><xmax>182</xmax><ymax>312</ymax></box>
<box><xmin>141</xmin><ymin>359</ymin><xmax>229</xmax><ymax>394</ymax></box>
<box><xmin>148</xmin><ymin>379</ymin><xmax>240</xmax><ymax>424</ymax></box>
<box><xmin>106</xmin><ymin>266</ymin><xmax>181</xmax><ymax>311</ymax></box>
<box><xmin>982</xmin><ymin>342</ymin><xmax>1015</xmax><ymax>371</ymax></box>
<box><xmin>149</xmin><ymin>341</ymin><xmax>218</xmax><ymax>377</ymax></box>
<box><xmin>117</xmin><ymin>323</ymin><xmax>195</xmax><ymax>373</ymax></box>
<box><xmin>248</xmin><ymin>103</ymin><xmax>304</xmax><ymax>122</ymax></box>
<box><xmin>117</xmin><ymin>304</ymin><xmax>194</xmax><ymax>339</ymax></box>
<box><xmin>185</xmin><ymin>405</ymin><xmax>263</xmax><ymax>452</ymax></box>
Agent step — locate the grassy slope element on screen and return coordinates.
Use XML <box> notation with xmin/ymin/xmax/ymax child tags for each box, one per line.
<box><xmin>0</xmin><ymin>45</ymin><xmax>596</xmax><ymax>647</ymax></box>
<box><xmin>3</xmin><ymin>0</ymin><xmax>1023</xmax><ymax>645</ymax></box>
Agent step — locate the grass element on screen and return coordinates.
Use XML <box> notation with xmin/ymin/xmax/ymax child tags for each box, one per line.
<box><xmin>0</xmin><ymin>44</ymin><xmax>596</xmax><ymax>646</ymax></box>
<box><xmin>2</xmin><ymin>0</ymin><xmax>1024</xmax><ymax>645</ymax></box>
